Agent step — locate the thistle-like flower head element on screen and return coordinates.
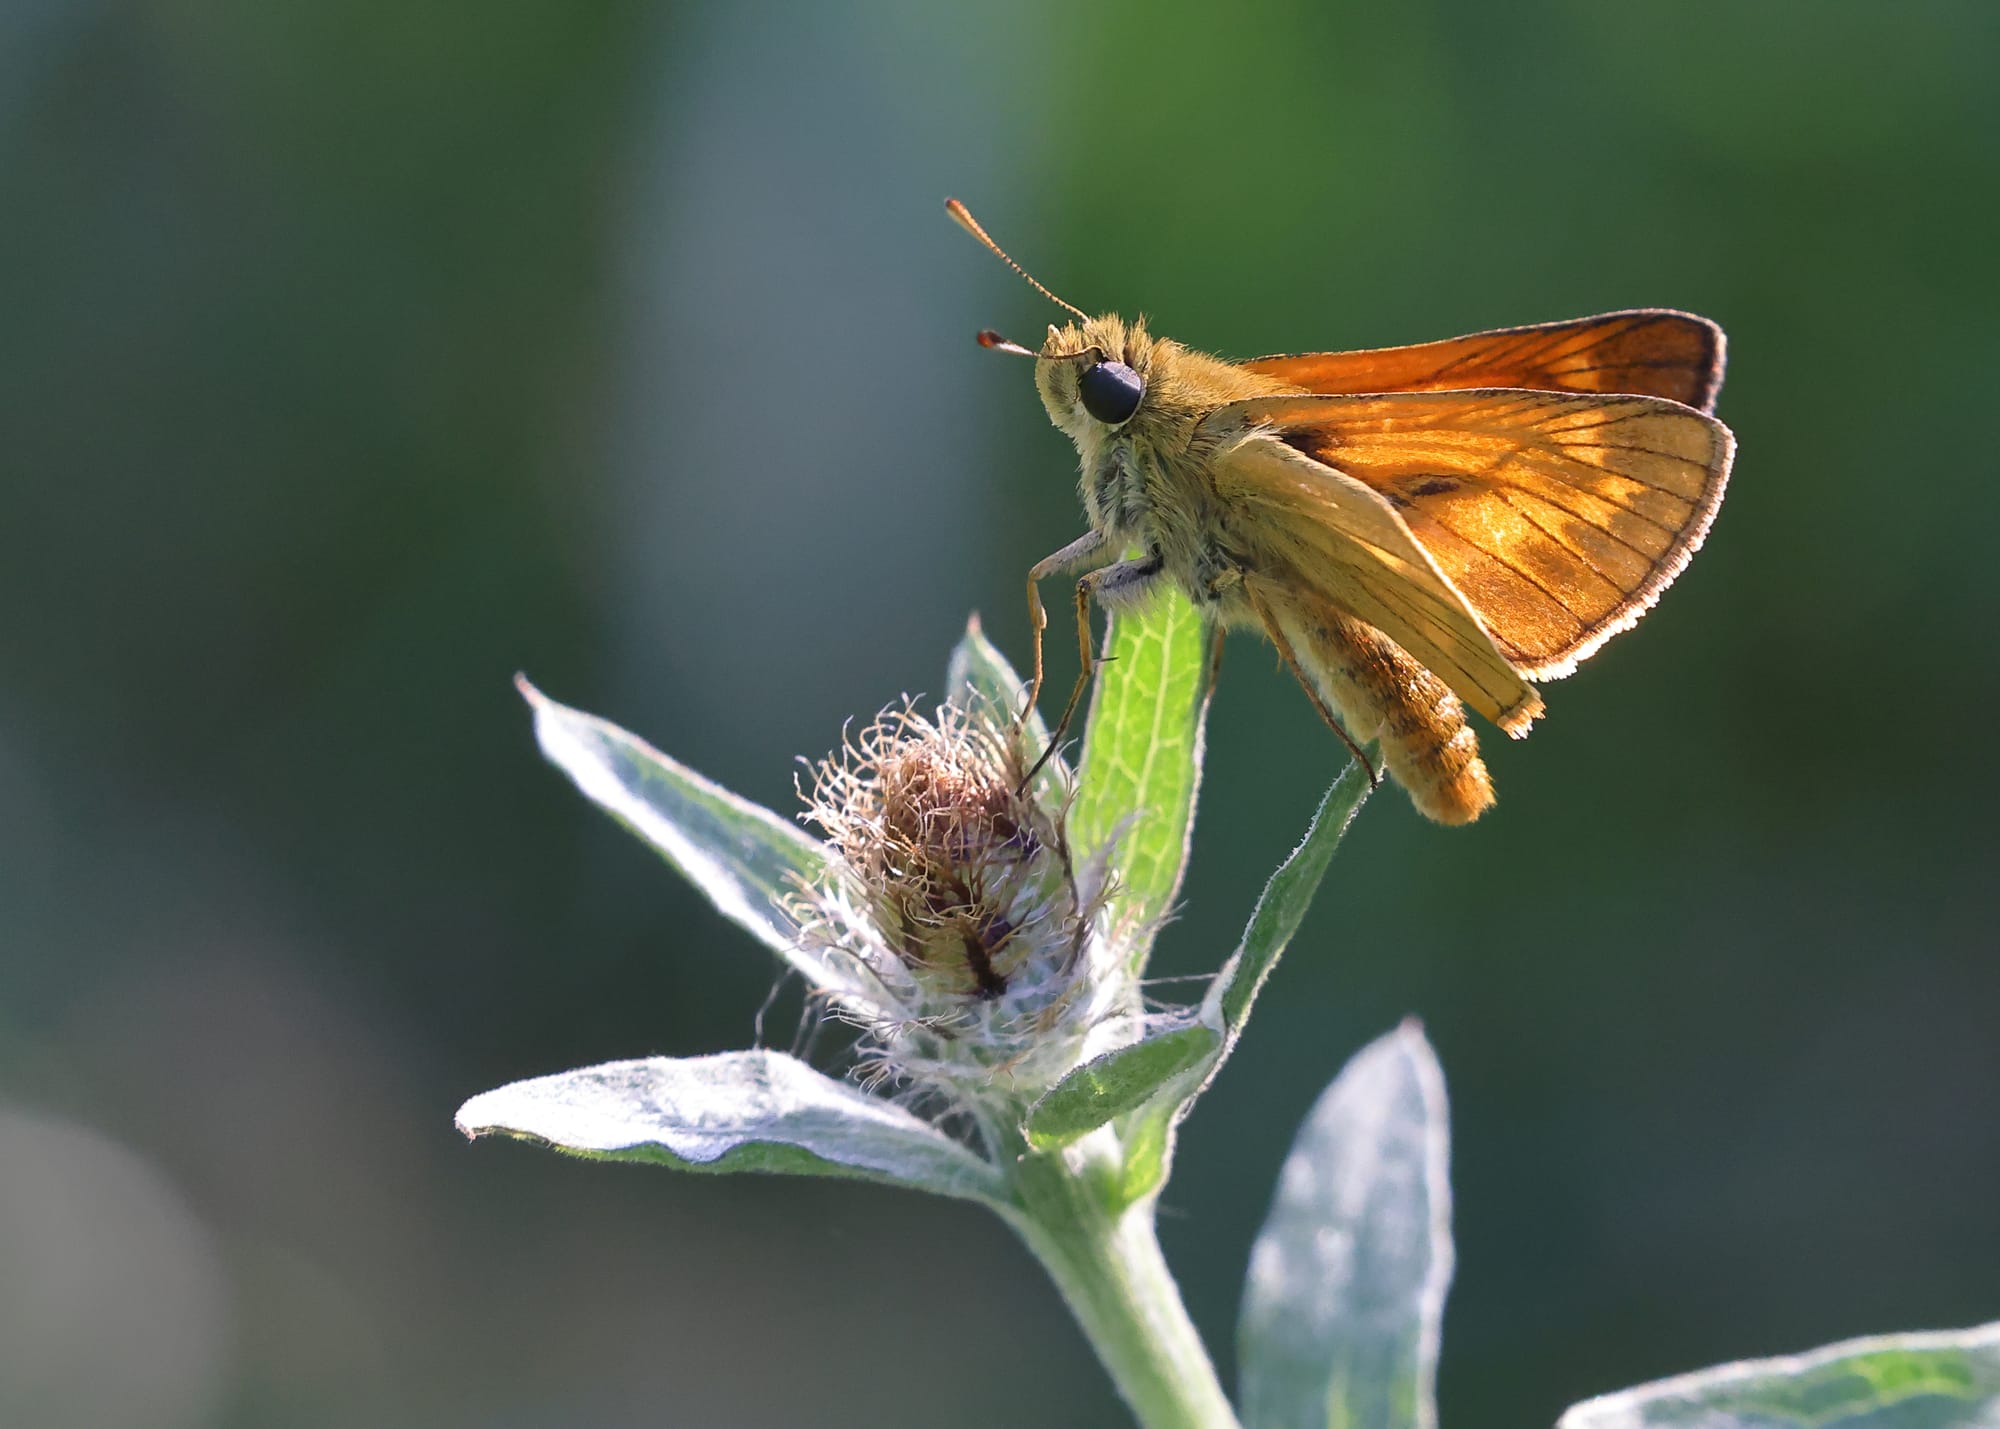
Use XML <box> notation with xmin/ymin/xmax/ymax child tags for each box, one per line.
<box><xmin>794</xmin><ymin>699</ymin><xmax>1131</xmax><ymax>1113</ymax></box>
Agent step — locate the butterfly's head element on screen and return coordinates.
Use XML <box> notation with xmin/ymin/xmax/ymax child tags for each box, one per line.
<box><xmin>1028</xmin><ymin>315</ymin><xmax>1152</xmax><ymax>440</ymax></box>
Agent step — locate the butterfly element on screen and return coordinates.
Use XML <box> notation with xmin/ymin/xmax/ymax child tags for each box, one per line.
<box><xmin>949</xmin><ymin>199</ymin><xmax>1734</xmax><ymax>824</ymax></box>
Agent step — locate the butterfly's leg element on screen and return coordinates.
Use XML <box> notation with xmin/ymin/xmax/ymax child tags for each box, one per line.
<box><xmin>1021</xmin><ymin>551</ymin><xmax>1163</xmax><ymax>789</ymax></box>
<box><xmin>1196</xmin><ymin>566</ymin><xmax>1237</xmax><ymax>707</ymax></box>
<box><xmin>1023</xmin><ymin>530</ymin><xmax>1109</xmax><ymax>721</ymax></box>
<box><xmin>1242</xmin><ymin>584</ymin><xmax>1380</xmax><ymax>786</ymax></box>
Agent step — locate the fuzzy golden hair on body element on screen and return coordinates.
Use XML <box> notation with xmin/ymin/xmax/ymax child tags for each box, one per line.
<box><xmin>949</xmin><ymin>200</ymin><xmax>1734</xmax><ymax>824</ymax></box>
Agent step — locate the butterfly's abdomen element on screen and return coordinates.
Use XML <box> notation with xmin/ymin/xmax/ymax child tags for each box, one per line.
<box><xmin>1282</xmin><ymin>603</ymin><xmax>1496</xmax><ymax>825</ymax></box>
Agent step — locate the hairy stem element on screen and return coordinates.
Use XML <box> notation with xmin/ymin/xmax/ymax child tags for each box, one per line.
<box><xmin>1005</xmin><ymin>1145</ymin><xmax>1240</xmax><ymax>1429</ymax></box>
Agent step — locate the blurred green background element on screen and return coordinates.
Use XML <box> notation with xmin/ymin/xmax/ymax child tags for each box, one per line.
<box><xmin>3</xmin><ymin>2</ymin><xmax>1996</xmax><ymax>1426</ymax></box>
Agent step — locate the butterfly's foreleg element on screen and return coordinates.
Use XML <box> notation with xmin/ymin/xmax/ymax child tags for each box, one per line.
<box><xmin>1024</xmin><ymin>531</ymin><xmax>1109</xmax><ymax>724</ymax></box>
<box><xmin>1021</xmin><ymin>550</ymin><xmax>1164</xmax><ymax>790</ymax></box>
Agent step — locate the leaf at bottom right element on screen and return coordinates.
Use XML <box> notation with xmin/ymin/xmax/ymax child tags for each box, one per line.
<box><xmin>1560</xmin><ymin>1322</ymin><xmax>2000</xmax><ymax>1429</ymax></box>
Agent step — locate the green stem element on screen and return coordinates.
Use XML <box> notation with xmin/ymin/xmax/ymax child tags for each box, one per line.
<box><xmin>1006</xmin><ymin>1148</ymin><xmax>1241</xmax><ymax>1429</ymax></box>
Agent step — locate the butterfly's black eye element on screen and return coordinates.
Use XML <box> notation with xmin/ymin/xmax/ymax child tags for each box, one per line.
<box><xmin>1079</xmin><ymin>360</ymin><xmax>1145</xmax><ymax>426</ymax></box>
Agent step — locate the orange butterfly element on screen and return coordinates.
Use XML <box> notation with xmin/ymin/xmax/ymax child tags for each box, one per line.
<box><xmin>949</xmin><ymin>200</ymin><xmax>1734</xmax><ymax>824</ymax></box>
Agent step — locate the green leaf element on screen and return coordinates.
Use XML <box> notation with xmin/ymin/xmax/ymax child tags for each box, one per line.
<box><xmin>456</xmin><ymin>1050</ymin><xmax>1010</xmax><ymax>1207</ymax></box>
<box><xmin>1212</xmin><ymin>761</ymin><xmax>1373</xmax><ymax>1035</ymax></box>
<box><xmin>1112</xmin><ymin>1101</ymin><xmax>1187</xmax><ymax>1209</ymax></box>
<box><xmin>1111</xmin><ymin>763</ymin><xmax>1371</xmax><ymax>1206</ymax></box>
<box><xmin>519</xmin><ymin>678</ymin><xmax>856</xmax><ymax>993</ymax></box>
<box><xmin>944</xmin><ymin>613</ymin><xmax>1068</xmax><ymax>805</ymax></box>
<box><xmin>1238</xmin><ymin>1022</ymin><xmax>1453</xmax><ymax>1429</ymax></box>
<box><xmin>1022</xmin><ymin>1025</ymin><xmax>1222</xmax><ymax>1151</ymax></box>
<box><xmin>1558</xmin><ymin>1322</ymin><xmax>2000</xmax><ymax>1429</ymax></box>
<box><xmin>1069</xmin><ymin>582</ymin><xmax>1211</xmax><ymax>962</ymax></box>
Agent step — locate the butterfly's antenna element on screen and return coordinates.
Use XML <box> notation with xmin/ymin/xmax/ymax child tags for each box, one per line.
<box><xmin>975</xmin><ymin>329</ymin><xmax>1039</xmax><ymax>358</ymax></box>
<box><xmin>946</xmin><ymin>199</ymin><xmax>1089</xmax><ymax>322</ymax></box>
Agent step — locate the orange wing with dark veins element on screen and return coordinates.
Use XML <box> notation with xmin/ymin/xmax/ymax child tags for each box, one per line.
<box><xmin>1243</xmin><ymin>310</ymin><xmax>1726</xmax><ymax>414</ymax></box>
<box><xmin>1202</xmin><ymin>388</ymin><xmax>1734</xmax><ymax>708</ymax></box>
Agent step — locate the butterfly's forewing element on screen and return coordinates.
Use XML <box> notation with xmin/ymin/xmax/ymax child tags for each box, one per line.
<box><xmin>1242</xmin><ymin>310</ymin><xmax>1726</xmax><ymax>414</ymax></box>
<box><xmin>1204</xmin><ymin>390</ymin><xmax>1733</xmax><ymax>686</ymax></box>
<box><xmin>1206</xmin><ymin>436</ymin><xmax>1546</xmax><ymax>734</ymax></box>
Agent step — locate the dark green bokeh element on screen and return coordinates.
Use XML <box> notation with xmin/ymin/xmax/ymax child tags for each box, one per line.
<box><xmin>2</xmin><ymin>3</ymin><xmax>1994</xmax><ymax>1426</ymax></box>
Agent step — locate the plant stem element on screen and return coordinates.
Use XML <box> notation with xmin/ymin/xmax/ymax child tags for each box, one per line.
<box><xmin>1007</xmin><ymin>1148</ymin><xmax>1241</xmax><ymax>1429</ymax></box>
